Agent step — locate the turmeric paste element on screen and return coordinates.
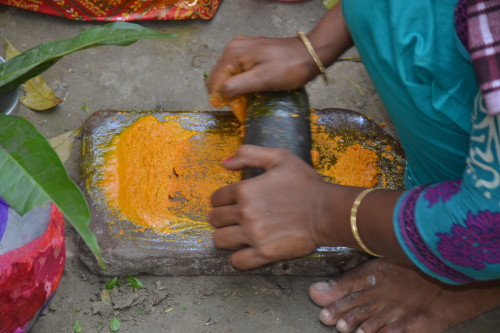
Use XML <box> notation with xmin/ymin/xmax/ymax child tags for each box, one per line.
<box><xmin>99</xmin><ymin>115</ymin><xmax>240</xmax><ymax>233</ymax></box>
<box><xmin>311</xmin><ymin>121</ymin><xmax>381</xmax><ymax>188</ymax></box>
<box><xmin>210</xmin><ymin>93</ymin><xmax>247</xmax><ymax>124</ymax></box>
<box><xmin>327</xmin><ymin>144</ymin><xmax>380</xmax><ymax>187</ymax></box>
<box><xmin>96</xmin><ymin>112</ymin><xmax>397</xmax><ymax>235</ymax></box>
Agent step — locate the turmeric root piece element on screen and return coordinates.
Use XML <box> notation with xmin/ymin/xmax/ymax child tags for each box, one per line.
<box><xmin>210</xmin><ymin>93</ymin><xmax>248</xmax><ymax>124</ymax></box>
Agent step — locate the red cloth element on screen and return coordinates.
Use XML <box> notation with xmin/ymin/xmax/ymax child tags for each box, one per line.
<box><xmin>0</xmin><ymin>0</ymin><xmax>221</xmax><ymax>21</ymax></box>
<box><xmin>0</xmin><ymin>204</ymin><xmax>65</xmax><ymax>333</ymax></box>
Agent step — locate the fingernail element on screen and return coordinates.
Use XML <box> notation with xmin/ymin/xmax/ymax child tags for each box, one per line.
<box><xmin>222</xmin><ymin>157</ymin><xmax>233</xmax><ymax>163</ymax></box>
<box><xmin>356</xmin><ymin>328</ymin><xmax>366</xmax><ymax>333</ymax></box>
<box><xmin>336</xmin><ymin>319</ymin><xmax>348</xmax><ymax>331</ymax></box>
<box><xmin>313</xmin><ymin>281</ymin><xmax>332</xmax><ymax>292</ymax></box>
<box><xmin>320</xmin><ymin>308</ymin><xmax>332</xmax><ymax>319</ymax></box>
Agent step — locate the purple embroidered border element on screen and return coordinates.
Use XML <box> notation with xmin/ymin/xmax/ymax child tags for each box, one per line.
<box><xmin>0</xmin><ymin>196</ymin><xmax>8</xmax><ymax>242</ymax></box>
<box><xmin>397</xmin><ymin>186</ymin><xmax>476</xmax><ymax>284</ymax></box>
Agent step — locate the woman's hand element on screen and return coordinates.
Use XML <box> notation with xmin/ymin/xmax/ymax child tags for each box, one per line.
<box><xmin>206</xmin><ymin>3</ymin><xmax>353</xmax><ymax>100</ymax></box>
<box><xmin>206</xmin><ymin>35</ymin><xmax>320</xmax><ymax>100</ymax></box>
<box><xmin>209</xmin><ymin>145</ymin><xmax>332</xmax><ymax>270</ymax></box>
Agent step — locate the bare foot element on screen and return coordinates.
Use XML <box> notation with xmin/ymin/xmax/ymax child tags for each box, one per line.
<box><xmin>308</xmin><ymin>259</ymin><xmax>500</xmax><ymax>333</ymax></box>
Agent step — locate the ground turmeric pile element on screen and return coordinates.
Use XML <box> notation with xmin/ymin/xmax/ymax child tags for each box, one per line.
<box><xmin>99</xmin><ymin>115</ymin><xmax>240</xmax><ymax>233</ymax></box>
<box><xmin>326</xmin><ymin>144</ymin><xmax>380</xmax><ymax>187</ymax></box>
<box><xmin>97</xmin><ymin>112</ymin><xmax>388</xmax><ymax>235</ymax></box>
<box><xmin>311</xmin><ymin>120</ymin><xmax>381</xmax><ymax>188</ymax></box>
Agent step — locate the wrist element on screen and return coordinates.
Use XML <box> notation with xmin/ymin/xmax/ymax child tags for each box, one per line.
<box><xmin>306</xmin><ymin>1</ymin><xmax>353</xmax><ymax>68</ymax></box>
<box><xmin>297</xmin><ymin>31</ymin><xmax>328</xmax><ymax>84</ymax></box>
<box><xmin>312</xmin><ymin>183</ymin><xmax>360</xmax><ymax>248</ymax></box>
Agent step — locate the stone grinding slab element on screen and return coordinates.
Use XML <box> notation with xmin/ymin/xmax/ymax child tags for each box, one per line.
<box><xmin>77</xmin><ymin>109</ymin><xmax>405</xmax><ymax>276</ymax></box>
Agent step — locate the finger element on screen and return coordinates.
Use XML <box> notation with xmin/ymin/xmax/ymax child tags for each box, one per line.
<box><xmin>230</xmin><ymin>246</ymin><xmax>274</xmax><ymax>270</ymax></box>
<box><xmin>206</xmin><ymin>60</ymin><xmax>241</xmax><ymax>95</ymax></box>
<box><xmin>212</xmin><ymin>225</ymin><xmax>249</xmax><ymax>250</ymax></box>
<box><xmin>211</xmin><ymin>182</ymin><xmax>238</xmax><ymax>207</ymax></box>
<box><xmin>208</xmin><ymin>204</ymin><xmax>238</xmax><ymax>228</ymax></box>
<box><xmin>217</xmin><ymin>66</ymin><xmax>272</xmax><ymax>99</ymax></box>
<box><xmin>222</xmin><ymin>145</ymin><xmax>294</xmax><ymax>172</ymax></box>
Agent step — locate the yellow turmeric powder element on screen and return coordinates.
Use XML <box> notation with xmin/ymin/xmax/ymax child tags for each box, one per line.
<box><xmin>99</xmin><ymin>115</ymin><xmax>240</xmax><ymax>233</ymax></box>
<box><xmin>96</xmin><ymin>112</ymin><xmax>397</xmax><ymax>235</ymax></box>
<box><xmin>327</xmin><ymin>144</ymin><xmax>380</xmax><ymax>187</ymax></box>
<box><xmin>312</xmin><ymin>121</ymin><xmax>381</xmax><ymax>188</ymax></box>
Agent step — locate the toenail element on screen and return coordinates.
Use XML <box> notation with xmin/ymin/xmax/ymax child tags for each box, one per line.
<box><xmin>313</xmin><ymin>281</ymin><xmax>332</xmax><ymax>292</ymax></box>
<box><xmin>320</xmin><ymin>308</ymin><xmax>332</xmax><ymax>319</ymax></box>
<box><xmin>366</xmin><ymin>274</ymin><xmax>376</xmax><ymax>286</ymax></box>
<box><xmin>336</xmin><ymin>319</ymin><xmax>348</xmax><ymax>331</ymax></box>
<box><xmin>356</xmin><ymin>328</ymin><xmax>366</xmax><ymax>333</ymax></box>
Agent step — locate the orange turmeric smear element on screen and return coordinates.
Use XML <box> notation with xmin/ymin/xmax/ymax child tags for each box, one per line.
<box><xmin>210</xmin><ymin>93</ymin><xmax>248</xmax><ymax>124</ymax></box>
<box><xmin>99</xmin><ymin>115</ymin><xmax>240</xmax><ymax>234</ymax></box>
<box><xmin>328</xmin><ymin>144</ymin><xmax>380</xmax><ymax>187</ymax></box>
<box><xmin>312</xmin><ymin>121</ymin><xmax>381</xmax><ymax>188</ymax></box>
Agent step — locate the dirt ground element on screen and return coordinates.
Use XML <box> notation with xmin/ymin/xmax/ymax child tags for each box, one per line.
<box><xmin>1</xmin><ymin>1</ymin><xmax>499</xmax><ymax>332</ymax></box>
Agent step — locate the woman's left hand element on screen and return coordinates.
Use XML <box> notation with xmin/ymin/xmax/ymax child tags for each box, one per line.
<box><xmin>209</xmin><ymin>145</ymin><xmax>331</xmax><ymax>270</ymax></box>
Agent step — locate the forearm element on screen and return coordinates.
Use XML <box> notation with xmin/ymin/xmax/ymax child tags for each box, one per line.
<box><xmin>306</xmin><ymin>1</ymin><xmax>354</xmax><ymax>69</ymax></box>
<box><xmin>317</xmin><ymin>184</ymin><xmax>411</xmax><ymax>264</ymax></box>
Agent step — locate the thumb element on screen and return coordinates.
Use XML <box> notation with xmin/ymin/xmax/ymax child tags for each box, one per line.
<box><xmin>222</xmin><ymin>145</ymin><xmax>290</xmax><ymax>172</ymax></box>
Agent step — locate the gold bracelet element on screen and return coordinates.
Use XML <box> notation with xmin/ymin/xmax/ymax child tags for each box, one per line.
<box><xmin>297</xmin><ymin>31</ymin><xmax>328</xmax><ymax>84</ymax></box>
<box><xmin>350</xmin><ymin>187</ymin><xmax>384</xmax><ymax>257</ymax></box>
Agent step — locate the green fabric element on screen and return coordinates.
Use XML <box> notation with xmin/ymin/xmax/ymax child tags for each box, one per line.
<box><xmin>343</xmin><ymin>0</ymin><xmax>477</xmax><ymax>187</ymax></box>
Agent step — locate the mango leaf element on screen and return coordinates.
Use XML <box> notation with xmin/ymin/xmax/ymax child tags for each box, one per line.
<box><xmin>4</xmin><ymin>38</ymin><xmax>19</xmax><ymax>60</ymax></box>
<box><xmin>0</xmin><ymin>114</ymin><xmax>103</xmax><ymax>267</ymax></box>
<box><xmin>5</xmin><ymin>38</ymin><xmax>62</xmax><ymax>110</ymax></box>
<box><xmin>19</xmin><ymin>75</ymin><xmax>63</xmax><ymax>110</ymax></box>
<box><xmin>0</xmin><ymin>22</ymin><xmax>176</xmax><ymax>94</ymax></box>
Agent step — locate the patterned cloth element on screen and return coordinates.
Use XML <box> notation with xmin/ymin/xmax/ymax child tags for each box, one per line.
<box><xmin>467</xmin><ymin>0</ymin><xmax>500</xmax><ymax>116</ymax></box>
<box><xmin>343</xmin><ymin>0</ymin><xmax>500</xmax><ymax>285</ymax></box>
<box><xmin>0</xmin><ymin>202</ymin><xmax>65</xmax><ymax>333</ymax></box>
<box><xmin>395</xmin><ymin>95</ymin><xmax>500</xmax><ymax>284</ymax></box>
<box><xmin>0</xmin><ymin>0</ymin><xmax>221</xmax><ymax>21</ymax></box>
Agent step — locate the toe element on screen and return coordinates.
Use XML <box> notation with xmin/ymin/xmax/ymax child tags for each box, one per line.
<box><xmin>319</xmin><ymin>307</ymin><xmax>337</xmax><ymax>326</ymax></box>
<box><xmin>309</xmin><ymin>263</ymin><xmax>381</xmax><ymax>307</ymax></box>
<box><xmin>318</xmin><ymin>292</ymin><xmax>374</xmax><ymax>329</ymax></box>
<box><xmin>336</xmin><ymin>304</ymin><xmax>375</xmax><ymax>333</ymax></box>
<box><xmin>358</xmin><ymin>308</ymin><xmax>404</xmax><ymax>333</ymax></box>
<box><xmin>309</xmin><ymin>280</ymin><xmax>341</xmax><ymax>307</ymax></box>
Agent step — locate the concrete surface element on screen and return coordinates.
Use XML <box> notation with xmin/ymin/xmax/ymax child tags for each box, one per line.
<box><xmin>0</xmin><ymin>0</ymin><xmax>498</xmax><ymax>332</ymax></box>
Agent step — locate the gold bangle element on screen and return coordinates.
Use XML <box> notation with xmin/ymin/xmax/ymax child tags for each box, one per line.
<box><xmin>350</xmin><ymin>187</ymin><xmax>384</xmax><ymax>257</ymax></box>
<box><xmin>297</xmin><ymin>31</ymin><xmax>328</xmax><ymax>84</ymax></box>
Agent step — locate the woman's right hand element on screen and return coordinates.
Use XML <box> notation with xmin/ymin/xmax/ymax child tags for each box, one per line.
<box><xmin>206</xmin><ymin>2</ymin><xmax>353</xmax><ymax>99</ymax></box>
<box><xmin>206</xmin><ymin>35</ymin><xmax>320</xmax><ymax>99</ymax></box>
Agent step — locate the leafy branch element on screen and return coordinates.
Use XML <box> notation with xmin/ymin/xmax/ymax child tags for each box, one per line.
<box><xmin>0</xmin><ymin>22</ymin><xmax>177</xmax><ymax>267</ymax></box>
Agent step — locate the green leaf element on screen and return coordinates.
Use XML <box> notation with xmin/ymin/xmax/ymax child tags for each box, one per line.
<box><xmin>0</xmin><ymin>22</ymin><xmax>176</xmax><ymax>94</ymax></box>
<box><xmin>126</xmin><ymin>275</ymin><xmax>145</xmax><ymax>291</ymax></box>
<box><xmin>105</xmin><ymin>277</ymin><xmax>122</xmax><ymax>290</ymax></box>
<box><xmin>109</xmin><ymin>317</ymin><xmax>121</xmax><ymax>332</ymax></box>
<box><xmin>79</xmin><ymin>104</ymin><xmax>91</xmax><ymax>114</ymax></box>
<box><xmin>96</xmin><ymin>322</ymin><xmax>104</xmax><ymax>332</ymax></box>
<box><xmin>0</xmin><ymin>114</ymin><xmax>103</xmax><ymax>267</ymax></box>
<box><xmin>73</xmin><ymin>320</ymin><xmax>82</xmax><ymax>333</ymax></box>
